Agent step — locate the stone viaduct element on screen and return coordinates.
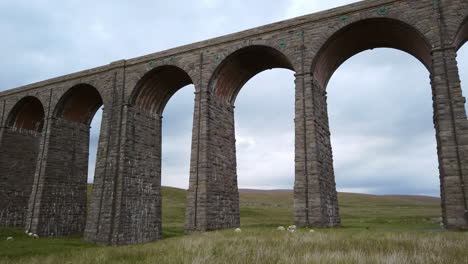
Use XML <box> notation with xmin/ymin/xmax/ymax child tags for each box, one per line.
<box><xmin>1</xmin><ymin>0</ymin><xmax>468</xmax><ymax>245</ymax></box>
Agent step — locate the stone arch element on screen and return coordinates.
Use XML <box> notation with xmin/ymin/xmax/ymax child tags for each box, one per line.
<box><xmin>209</xmin><ymin>45</ymin><xmax>296</xmax><ymax>104</ymax></box>
<box><xmin>454</xmin><ymin>16</ymin><xmax>468</xmax><ymax>51</ymax></box>
<box><xmin>0</xmin><ymin>96</ymin><xmax>45</xmax><ymax>227</ymax></box>
<box><xmin>24</xmin><ymin>83</ymin><xmax>105</xmax><ymax>237</ymax></box>
<box><xmin>311</xmin><ymin>18</ymin><xmax>432</xmax><ymax>88</ymax></box>
<box><xmin>54</xmin><ymin>83</ymin><xmax>103</xmax><ymax>125</ymax></box>
<box><xmin>6</xmin><ymin>96</ymin><xmax>45</xmax><ymax>132</ymax></box>
<box><xmin>130</xmin><ymin>65</ymin><xmax>194</xmax><ymax>115</ymax></box>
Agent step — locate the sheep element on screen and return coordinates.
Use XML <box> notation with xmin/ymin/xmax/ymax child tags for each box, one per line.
<box><xmin>32</xmin><ymin>234</ymin><xmax>39</xmax><ymax>239</ymax></box>
<box><xmin>28</xmin><ymin>232</ymin><xmax>33</xmax><ymax>237</ymax></box>
<box><xmin>309</xmin><ymin>229</ymin><xmax>315</xmax><ymax>233</ymax></box>
<box><xmin>24</xmin><ymin>229</ymin><xmax>29</xmax><ymax>235</ymax></box>
<box><xmin>6</xmin><ymin>237</ymin><xmax>13</xmax><ymax>241</ymax></box>
<box><xmin>277</xmin><ymin>226</ymin><xmax>285</xmax><ymax>231</ymax></box>
<box><xmin>234</xmin><ymin>228</ymin><xmax>242</xmax><ymax>233</ymax></box>
<box><xmin>287</xmin><ymin>225</ymin><xmax>296</xmax><ymax>233</ymax></box>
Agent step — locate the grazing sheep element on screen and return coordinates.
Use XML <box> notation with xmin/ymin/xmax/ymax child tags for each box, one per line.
<box><xmin>234</xmin><ymin>228</ymin><xmax>241</xmax><ymax>233</ymax></box>
<box><xmin>32</xmin><ymin>234</ymin><xmax>39</xmax><ymax>239</ymax></box>
<box><xmin>6</xmin><ymin>237</ymin><xmax>13</xmax><ymax>241</ymax></box>
<box><xmin>287</xmin><ymin>225</ymin><xmax>296</xmax><ymax>232</ymax></box>
<box><xmin>24</xmin><ymin>230</ymin><xmax>29</xmax><ymax>235</ymax></box>
<box><xmin>28</xmin><ymin>232</ymin><xmax>33</xmax><ymax>237</ymax></box>
<box><xmin>309</xmin><ymin>229</ymin><xmax>315</xmax><ymax>233</ymax></box>
<box><xmin>277</xmin><ymin>226</ymin><xmax>285</xmax><ymax>231</ymax></box>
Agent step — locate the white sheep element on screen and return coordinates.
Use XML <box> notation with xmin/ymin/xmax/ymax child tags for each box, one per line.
<box><xmin>309</xmin><ymin>229</ymin><xmax>315</xmax><ymax>233</ymax></box>
<box><xmin>28</xmin><ymin>232</ymin><xmax>33</xmax><ymax>237</ymax></box>
<box><xmin>277</xmin><ymin>226</ymin><xmax>285</xmax><ymax>231</ymax></box>
<box><xmin>288</xmin><ymin>228</ymin><xmax>295</xmax><ymax>233</ymax></box>
<box><xmin>288</xmin><ymin>225</ymin><xmax>296</xmax><ymax>230</ymax></box>
<box><xmin>24</xmin><ymin>229</ymin><xmax>29</xmax><ymax>235</ymax></box>
<box><xmin>32</xmin><ymin>234</ymin><xmax>39</xmax><ymax>239</ymax></box>
<box><xmin>6</xmin><ymin>237</ymin><xmax>13</xmax><ymax>241</ymax></box>
<box><xmin>234</xmin><ymin>228</ymin><xmax>241</xmax><ymax>233</ymax></box>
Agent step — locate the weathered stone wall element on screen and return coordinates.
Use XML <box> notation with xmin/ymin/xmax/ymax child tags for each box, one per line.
<box><xmin>431</xmin><ymin>48</ymin><xmax>468</xmax><ymax>229</ymax></box>
<box><xmin>0</xmin><ymin>128</ymin><xmax>40</xmax><ymax>227</ymax></box>
<box><xmin>294</xmin><ymin>73</ymin><xmax>340</xmax><ymax>228</ymax></box>
<box><xmin>115</xmin><ymin>106</ymin><xmax>162</xmax><ymax>245</ymax></box>
<box><xmin>205</xmin><ymin>96</ymin><xmax>239</xmax><ymax>230</ymax></box>
<box><xmin>26</xmin><ymin>118</ymin><xmax>90</xmax><ymax>236</ymax></box>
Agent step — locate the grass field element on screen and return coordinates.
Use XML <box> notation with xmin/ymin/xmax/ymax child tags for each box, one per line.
<box><xmin>0</xmin><ymin>186</ymin><xmax>466</xmax><ymax>264</ymax></box>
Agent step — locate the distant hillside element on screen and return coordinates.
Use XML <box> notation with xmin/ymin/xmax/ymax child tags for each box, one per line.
<box><xmin>87</xmin><ymin>185</ymin><xmax>442</xmax><ymax>230</ymax></box>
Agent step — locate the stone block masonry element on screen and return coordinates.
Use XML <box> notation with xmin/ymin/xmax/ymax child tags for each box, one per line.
<box><xmin>0</xmin><ymin>0</ymin><xmax>467</xmax><ymax>246</ymax></box>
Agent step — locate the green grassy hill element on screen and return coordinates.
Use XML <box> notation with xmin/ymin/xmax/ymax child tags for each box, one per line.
<box><xmin>0</xmin><ymin>185</ymin><xmax>453</xmax><ymax>264</ymax></box>
<box><xmin>159</xmin><ymin>186</ymin><xmax>441</xmax><ymax>233</ymax></box>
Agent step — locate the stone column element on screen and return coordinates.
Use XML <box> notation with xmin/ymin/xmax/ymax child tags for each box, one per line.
<box><xmin>0</xmin><ymin>128</ymin><xmax>40</xmax><ymax>227</ymax></box>
<box><xmin>432</xmin><ymin>48</ymin><xmax>468</xmax><ymax>229</ymax></box>
<box><xmin>185</xmin><ymin>90</ymin><xmax>240</xmax><ymax>233</ymax></box>
<box><xmin>294</xmin><ymin>72</ymin><xmax>340</xmax><ymax>228</ymax></box>
<box><xmin>85</xmin><ymin>105</ymin><xmax>162</xmax><ymax>246</ymax></box>
<box><xmin>25</xmin><ymin>118</ymin><xmax>90</xmax><ymax>236</ymax></box>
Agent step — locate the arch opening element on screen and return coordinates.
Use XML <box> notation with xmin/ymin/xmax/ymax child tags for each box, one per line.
<box><xmin>459</xmin><ymin>35</ymin><xmax>468</xmax><ymax>115</ymax></box>
<box><xmin>132</xmin><ymin>65</ymin><xmax>193</xmax><ymax>115</ymax></box>
<box><xmin>327</xmin><ymin>48</ymin><xmax>441</xmax><ymax>229</ymax></box>
<box><xmin>205</xmin><ymin>45</ymin><xmax>296</xmax><ymax>229</ymax></box>
<box><xmin>160</xmin><ymin>85</ymin><xmax>194</xmax><ymax>237</ymax></box>
<box><xmin>6</xmin><ymin>96</ymin><xmax>45</xmax><ymax>132</ymax></box>
<box><xmin>234</xmin><ymin>69</ymin><xmax>296</xmax><ymax>227</ymax></box>
<box><xmin>54</xmin><ymin>84</ymin><xmax>103</xmax><ymax>125</ymax></box>
<box><xmin>128</xmin><ymin>65</ymin><xmax>195</xmax><ymax>239</ymax></box>
<box><xmin>312</xmin><ymin>18</ymin><xmax>432</xmax><ymax>88</ymax></box>
<box><xmin>210</xmin><ymin>45</ymin><xmax>295</xmax><ymax>104</ymax></box>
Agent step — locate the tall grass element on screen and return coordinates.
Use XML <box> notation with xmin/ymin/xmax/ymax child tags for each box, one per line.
<box><xmin>2</xmin><ymin>228</ymin><xmax>467</xmax><ymax>264</ymax></box>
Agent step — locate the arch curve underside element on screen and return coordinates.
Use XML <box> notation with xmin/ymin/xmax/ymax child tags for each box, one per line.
<box><xmin>132</xmin><ymin>65</ymin><xmax>193</xmax><ymax>115</ymax></box>
<box><xmin>211</xmin><ymin>45</ymin><xmax>295</xmax><ymax>104</ymax></box>
<box><xmin>7</xmin><ymin>96</ymin><xmax>45</xmax><ymax>132</ymax></box>
<box><xmin>55</xmin><ymin>84</ymin><xmax>103</xmax><ymax>125</ymax></box>
<box><xmin>313</xmin><ymin>18</ymin><xmax>432</xmax><ymax>88</ymax></box>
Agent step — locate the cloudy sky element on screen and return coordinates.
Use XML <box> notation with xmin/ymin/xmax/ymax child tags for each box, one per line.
<box><xmin>1</xmin><ymin>0</ymin><xmax>467</xmax><ymax>197</ymax></box>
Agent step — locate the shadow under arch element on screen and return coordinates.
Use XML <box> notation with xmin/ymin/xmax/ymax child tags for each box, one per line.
<box><xmin>54</xmin><ymin>83</ymin><xmax>103</xmax><ymax>125</ymax></box>
<box><xmin>130</xmin><ymin>65</ymin><xmax>194</xmax><ymax>115</ymax></box>
<box><xmin>209</xmin><ymin>45</ymin><xmax>295</xmax><ymax>104</ymax></box>
<box><xmin>454</xmin><ymin>16</ymin><xmax>468</xmax><ymax>51</ymax></box>
<box><xmin>0</xmin><ymin>96</ymin><xmax>45</xmax><ymax>228</ymax></box>
<box><xmin>6</xmin><ymin>96</ymin><xmax>45</xmax><ymax>132</ymax></box>
<box><xmin>312</xmin><ymin>18</ymin><xmax>432</xmax><ymax>88</ymax></box>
